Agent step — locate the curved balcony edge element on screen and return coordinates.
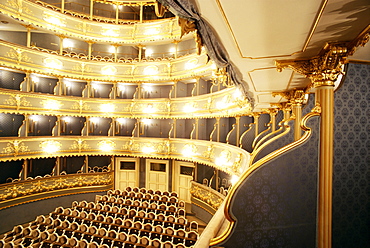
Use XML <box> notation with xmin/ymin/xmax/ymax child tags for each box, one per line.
<box><xmin>0</xmin><ymin>0</ymin><xmax>182</xmax><ymax>44</ymax></box>
<box><xmin>0</xmin><ymin>171</ymin><xmax>113</xmax><ymax>210</ymax></box>
<box><xmin>0</xmin><ymin>40</ymin><xmax>211</xmax><ymax>83</ymax></box>
<box><xmin>0</xmin><ymin>137</ymin><xmax>250</xmax><ymax>175</ymax></box>
<box><xmin>0</xmin><ymin>87</ymin><xmax>252</xmax><ymax>119</ymax></box>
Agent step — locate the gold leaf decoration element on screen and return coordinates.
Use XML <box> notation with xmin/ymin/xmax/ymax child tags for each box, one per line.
<box><xmin>6</xmin><ymin>48</ymin><xmax>32</xmax><ymax>64</ymax></box>
<box><xmin>2</xmin><ymin>141</ymin><xmax>29</xmax><ymax>156</ymax></box>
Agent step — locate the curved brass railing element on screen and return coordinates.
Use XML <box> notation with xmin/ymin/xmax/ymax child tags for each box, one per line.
<box><xmin>0</xmin><ymin>0</ymin><xmax>181</xmax><ymax>44</ymax></box>
<box><xmin>209</xmin><ymin>106</ymin><xmax>321</xmax><ymax>246</ymax></box>
<box><xmin>0</xmin><ymin>87</ymin><xmax>252</xmax><ymax>119</ymax></box>
<box><xmin>0</xmin><ymin>171</ymin><xmax>113</xmax><ymax>210</ymax></box>
<box><xmin>0</xmin><ymin>40</ymin><xmax>210</xmax><ymax>83</ymax></box>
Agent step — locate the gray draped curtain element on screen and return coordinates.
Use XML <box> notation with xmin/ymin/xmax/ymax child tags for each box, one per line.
<box><xmin>158</xmin><ymin>0</ymin><xmax>254</xmax><ymax>104</ymax></box>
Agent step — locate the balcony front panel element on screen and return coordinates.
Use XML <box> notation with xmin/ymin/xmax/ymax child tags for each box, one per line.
<box><xmin>0</xmin><ymin>87</ymin><xmax>252</xmax><ymax>118</ymax></box>
<box><xmin>0</xmin><ymin>41</ymin><xmax>211</xmax><ymax>82</ymax></box>
<box><xmin>0</xmin><ymin>171</ymin><xmax>113</xmax><ymax>209</ymax></box>
<box><xmin>0</xmin><ymin>136</ymin><xmax>250</xmax><ymax>176</ymax></box>
<box><xmin>0</xmin><ymin>0</ymin><xmax>182</xmax><ymax>44</ymax></box>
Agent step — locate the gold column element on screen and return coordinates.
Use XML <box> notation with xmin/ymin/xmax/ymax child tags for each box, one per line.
<box><xmin>315</xmin><ymin>82</ymin><xmax>335</xmax><ymax>248</ymax></box>
<box><xmin>138</xmin><ymin>44</ymin><xmax>143</xmax><ymax>62</ymax></box>
<box><xmin>276</xmin><ymin>43</ymin><xmax>349</xmax><ymax>248</ymax></box>
<box><xmin>115</xmin><ymin>4</ymin><xmax>119</xmax><ymax>24</ymax></box>
<box><xmin>61</xmin><ymin>0</ymin><xmax>65</xmax><ymax>13</ymax></box>
<box><xmin>195</xmin><ymin>119</ymin><xmax>199</xmax><ymax>139</ymax></box>
<box><xmin>26</xmin><ymin>26</ymin><xmax>32</xmax><ymax>47</ymax></box>
<box><xmin>90</xmin><ymin>0</ymin><xmax>94</xmax><ymax>20</ymax></box>
<box><xmin>173</xmin><ymin>119</ymin><xmax>177</xmax><ymax>138</ymax></box>
<box><xmin>139</xmin><ymin>3</ymin><xmax>144</xmax><ymax>23</ymax></box>
<box><xmin>254</xmin><ymin>114</ymin><xmax>259</xmax><ymax>136</ymax></box>
<box><xmin>216</xmin><ymin>117</ymin><xmax>220</xmax><ymax>142</ymax></box>
<box><xmin>235</xmin><ymin>116</ymin><xmax>240</xmax><ymax>146</ymax></box>
<box><xmin>58</xmin><ymin>35</ymin><xmax>65</xmax><ymax>55</ymax></box>
<box><xmin>87</xmin><ymin>41</ymin><xmax>94</xmax><ymax>59</ymax></box>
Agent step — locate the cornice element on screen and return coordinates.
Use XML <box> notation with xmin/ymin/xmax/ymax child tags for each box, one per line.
<box><xmin>0</xmin><ymin>0</ymin><xmax>182</xmax><ymax>44</ymax></box>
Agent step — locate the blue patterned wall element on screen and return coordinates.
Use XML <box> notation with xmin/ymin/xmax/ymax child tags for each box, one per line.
<box><xmin>220</xmin><ymin>96</ymin><xmax>318</xmax><ymax>248</ymax></box>
<box><xmin>332</xmin><ymin>63</ymin><xmax>369</xmax><ymax>248</ymax></box>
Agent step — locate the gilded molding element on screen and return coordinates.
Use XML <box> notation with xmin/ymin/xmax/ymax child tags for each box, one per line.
<box><xmin>0</xmin><ymin>87</ymin><xmax>252</xmax><ymax>119</ymax></box>
<box><xmin>0</xmin><ymin>172</ymin><xmax>113</xmax><ymax>210</ymax></box>
<box><xmin>0</xmin><ymin>137</ymin><xmax>250</xmax><ymax>177</ymax></box>
<box><xmin>190</xmin><ymin>181</ymin><xmax>225</xmax><ymax>211</ymax></box>
<box><xmin>0</xmin><ymin>0</ymin><xmax>182</xmax><ymax>44</ymax></box>
<box><xmin>0</xmin><ymin>40</ymin><xmax>212</xmax><ymax>83</ymax></box>
<box><xmin>276</xmin><ymin>43</ymin><xmax>352</xmax><ymax>87</ymax></box>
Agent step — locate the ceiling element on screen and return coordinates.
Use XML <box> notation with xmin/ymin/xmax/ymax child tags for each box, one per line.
<box><xmin>193</xmin><ymin>0</ymin><xmax>370</xmax><ymax>111</ymax></box>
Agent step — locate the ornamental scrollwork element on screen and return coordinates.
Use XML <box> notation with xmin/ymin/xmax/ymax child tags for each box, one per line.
<box><xmin>69</xmin><ymin>139</ymin><xmax>90</xmax><ymax>152</ymax></box>
<box><xmin>3</xmin><ymin>94</ymin><xmax>32</xmax><ymax>109</ymax></box>
<box><xmin>2</xmin><ymin>140</ymin><xmax>29</xmax><ymax>156</ymax></box>
<box><xmin>6</xmin><ymin>48</ymin><xmax>32</xmax><ymax>64</ymax></box>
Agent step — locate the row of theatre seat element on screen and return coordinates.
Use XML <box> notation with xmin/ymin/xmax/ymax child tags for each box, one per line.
<box><xmin>0</xmin><ymin>187</ymin><xmax>199</xmax><ymax>248</ymax></box>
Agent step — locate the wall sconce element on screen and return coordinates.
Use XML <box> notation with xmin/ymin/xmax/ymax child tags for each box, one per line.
<box><xmin>100</xmin><ymin>103</ymin><xmax>115</xmax><ymax>113</ymax></box>
<box><xmin>28</xmin><ymin>115</ymin><xmax>40</xmax><ymax>134</ymax></box>
<box><xmin>183</xmin><ymin>102</ymin><xmax>196</xmax><ymax>113</ymax></box>
<box><xmin>144</xmin><ymin>66</ymin><xmax>158</xmax><ymax>75</ymax></box>
<box><xmin>41</xmin><ymin>99</ymin><xmax>62</xmax><ymax>110</ymax></box>
<box><xmin>40</xmin><ymin>140</ymin><xmax>62</xmax><ymax>153</ymax></box>
<box><xmin>182</xmin><ymin>144</ymin><xmax>197</xmax><ymax>157</ymax></box>
<box><xmin>101</xmin><ymin>65</ymin><xmax>117</xmax><ymax>75</ymax></box>
<box><xmin>44</xmin><ymin>58</ymin><xmax>63</xmax><ymax>69</ymax></box>
<box><xmin>185</xmin><ymin>58</ymin><xmax>198</xmax><ymax>70</ymax></box>
<box><xmin>140</xmin><ymin>119</ymin><xmax>152</xmax><ymax>135</ymax></box>
<box><xmin>142</xmin><ymin>144</ymin><xmax>155</xmax><ymax>154</ymax></box>
<box><xmin>230</xmin><ymin>175</ymin><xmax>240</xmax><ymax>185</ymax></box>
<box><xmin>215</xmin><ymin>150</ymin><xmax>232</xmax><ymax>167</ymax></box>
<box><xmin>98</xmin><ymin>140</ymin><xmax>116</xmax><ymax>152</ymax></box>
<box><xmin>115</xmin><ymin>118</ymin><xmax>126</xmax><ymax>135</ymax></box>
<box><xmin>89</xmin><ymin>117</ymin><xmax>100</xmax><ymax>133</ymax></box>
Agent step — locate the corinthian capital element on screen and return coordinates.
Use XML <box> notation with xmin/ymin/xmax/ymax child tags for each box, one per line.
<box><xmin>276</xmin><ymin>43</ymin><xmax>349</xmax><ymax>88</ymax></box>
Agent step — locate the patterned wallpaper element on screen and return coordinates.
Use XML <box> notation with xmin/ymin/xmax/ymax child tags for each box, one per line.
<box><xmin>332</xmin><ymin>63</ymin><xmax>369</xmax><ymax>248</ymax></box>
<box><xmin>221</xmin><ymin>96</ymin><xmax>318</xmax><ymax>247</ymax></box>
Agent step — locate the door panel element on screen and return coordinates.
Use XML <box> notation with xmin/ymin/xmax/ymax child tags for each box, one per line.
<box><xmin>146</xmin><ymin>159</ymin><xmax>169</xmax><ymax>192</ymax></box>
<box><xmin>173</xmin><ymin>161</ymin><xmax>194</xmax><ymax>202</ymax></box>
<box><xmin>115</xmin><ymin>158</ymin><xmax>139</xmax><ymax>190</ymax></box>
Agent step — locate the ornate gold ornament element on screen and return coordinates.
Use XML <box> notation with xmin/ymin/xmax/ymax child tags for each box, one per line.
<box><xmin>75</xmin><ymin>22</ymin><xmax>93</xmax><ymax>34</ymax></box>
<box><xmin>272</xmin><ymin>89</ymin><xmax>307</xmax><ymax>105</ymax></box>
<box><xmin>276</xmin><ymin>43</ymin><xmax>350</xmax><ymax>87</ymax></box>
<box><xmin>4</xmin><ymin>94</ymin><xmax>32</xmax><ymax>109</ymax></box>
<box><xmin>69</xmin><ymin>139</ymin><xmax>90</xmax><ymax>152</ymax></box>
<box><xmin>6</xmin><ymin>0</ymin><xmax>32</xmax><ymax>16</ymax></box>
<box><xmin>72</xmin><ymin>62</ymin><xmax>92</xmax><ymax>74</ymax></box>
<box><xmin>6</xmin><ymin>48</ymin><xmax>32</xmax><ymax>64</ymax></box>
<box><xmin>71</xmin><ymin>100</ymin><xmax>91</xmax><ymax>113</ymax></box>
<box><xmin>2</xmin><ymin>140</ymin><xmax>29</xmax><ymax>156</ymax></box>
<box><xmin>202</xmin><ymin>145</ymin><xmax>215</xmax><ymax>161</ymax></box>
<box><xmin>190</xmin><ymin>182</ymin><xmax>225</xmax><ymax>210</ymax></box>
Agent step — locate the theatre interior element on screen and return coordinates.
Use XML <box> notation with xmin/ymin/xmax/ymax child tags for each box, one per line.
<box><xmin>0</xmin><ymin>0</ymin><xmax>369</xmax><ymax>247</ymax></box>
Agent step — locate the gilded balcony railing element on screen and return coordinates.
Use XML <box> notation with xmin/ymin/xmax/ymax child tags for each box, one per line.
<box><xmin>190</xmin><ymin>181</ymin><xmax>225</xmax><ymax>213</ymax></box>
<box><xmin>0</xmin><ymin>171</ymin><xmax>113</xmax><ymax>210</ymax></box>
<box><xmin>0</xmin><ymin>40</ymin><xmax>210</xmax><ymax>82</ymax></box>
<box><xmin>0</xmin><ymin>137</ymin><xmax>250</xmax><ymax>175</ymax></box>
<box><xmin>0</xmin><ymin>0</ymin><xmax>181</xmax><ymax>44</ymax></box>
<box><xmin>0</xmin><ymin>87</ymin><xmax>252</xmax><ymax>119</ymax></box>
